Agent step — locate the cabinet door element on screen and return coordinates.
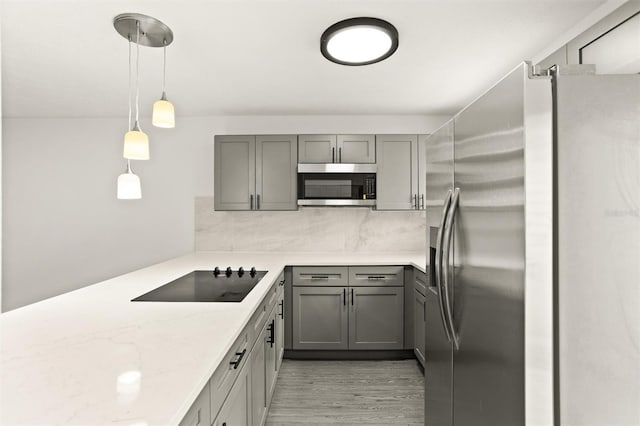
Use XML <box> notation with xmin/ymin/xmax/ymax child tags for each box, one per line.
<box><xmin>375</xmin><ymin>134</ymin><xmax>418</xmax><ymax>210</ymax></box>
<box><xmin>337</xmin><ymin>134</ymin><xmax>375</xmax><ymax>163</ymax></box>
<box><xmin>214</xmin><ymin>135</ymin><xmax>256</xmax><ymax>211</ymax></box>
<box><xmin>298</xmin><ymin>134</ymin><xmax>336</xmax><ymax>163</ymax></box>
<box><xmin>214</xmin><ymin>360</ymin><xmax>252</xmax><ymax>426</ymax></box>
<box><xmin>265</xmin><ymin>313</ymin><xmax>277</xmax><ymax>406</ymax></box>
<box><xmin>275</xmin><ymin>288</ymin><xmax>285</xmax><ymax>371</ymax></box>
<box><xmin>255</xmin><ymin>135</ymin><xmax>298</xmax><ymax>211</ymax></box>
<box><xmin>414</xmin><ymin>289</ymin><xmax>426</xmax><ymax>367</ymax></box>
<box><xmin>292</xmin><ymin>286</ymin><xmax>348</xmax><ymax>350</ymax></box>
<box><xmin>417</xmin><ymin>134</ymin><xmax>429</xmax><ymax>210</ymax></box>
<box><xmin>348</xmin><ymin>286</ymin><xmax>404</xmax><ymax>350</ymax></box>
<box><xmin>251</xmin><ymin>326</ymin><xmax>267</xmax><ymax>426</ymax></box>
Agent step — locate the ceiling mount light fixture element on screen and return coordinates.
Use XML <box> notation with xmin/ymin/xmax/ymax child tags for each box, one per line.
<box><xmin>113</xmin><ymin>13</ymin><xmax>174</xmax><ymax>199</ymax></box>
<box><xmin>321</xmin><ymin>17</ymin><xmax>399</xmax><ymax>66</ymax></box>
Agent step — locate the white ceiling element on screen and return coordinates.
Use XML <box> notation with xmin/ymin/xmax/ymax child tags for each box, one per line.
<box><xmin>1</xmin><ymin>0</ymin><xmax>607</xmax><ymax>118</ymax></box>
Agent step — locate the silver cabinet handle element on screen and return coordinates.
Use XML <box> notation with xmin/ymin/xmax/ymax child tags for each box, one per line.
<box><xmin>442</xmin><ymin>188</ymin><xmax>460</xmax><ymax>350</ymax></box>
<box><xmin>435</xmin><ymin>190</ymin><xmax>453</xmax><ymax>343</ymax></box>
<box><xmin>332</xmin><ymin>147</ymin><xmax>335</xmax><ymax>163</ymax></box>
<box><xmin>339</xmin><ymin>147</ymin><xmax>342</xmax><ymax>163</ymax></box>
<box><xmin>250</xmin><ymin>194</ymin><xmax>254</xmax><ymax>210</ymax></box>
<box><xmin>414</xmin><ymin>194</ymin><xmax>419</xmax><ymax>210</ymax></box>
<box><xmin>256</xmin><ymin>194</ymin><xmax>260</xmax><ymax>210</ymax></box>
<box><xmin>420</xmin><ymin>194</ymin><xmax>425</xmax><ymax>209</ymax></box>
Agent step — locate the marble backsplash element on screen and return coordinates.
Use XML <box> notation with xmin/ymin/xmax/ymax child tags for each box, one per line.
<box><xmin>195</xmin><ymin>197</ymin><xmax>426</xmax><ymax>252</ymax></box>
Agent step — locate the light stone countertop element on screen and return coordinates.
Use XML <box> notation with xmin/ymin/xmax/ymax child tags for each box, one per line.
<box><xmin>0</xmin><ymin>251</ymin><xmax>426</xmax><ymax>425</ymax></box>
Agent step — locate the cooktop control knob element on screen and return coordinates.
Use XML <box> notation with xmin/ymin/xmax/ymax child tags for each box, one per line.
<box><xmin>250</xmin><ymin>267</ymin><xmax>257</xmax><ymax>278</ymax></box>
<box><xmin>238</xmin><ymin>267</ymin><xmax>245</xmax><ymax>277</ymax></box>
<box><xmin>226</xmin><ymin>267</ymin><xmax>233</xmax><ymax>277</ymax></box>
<box><xmin>213</xmin><ymin>266</ymin><xmax>220</xmax><ymax>277</ymax></box>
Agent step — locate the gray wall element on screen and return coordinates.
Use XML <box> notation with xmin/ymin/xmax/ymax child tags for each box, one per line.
<box><xmin>2</xmin><ymin>115</ymin><xmax>447</xmax><ymax>311</ymax></box>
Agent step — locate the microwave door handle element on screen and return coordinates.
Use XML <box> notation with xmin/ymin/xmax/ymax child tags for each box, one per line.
<box><xmin>435</xmin><ymin>190</ymin><xmax>453</xmax><ymax>343</ymax></box>
<box><xmin>442</xmin><ymin>188</ymin><xmax>460</xmax><ymax>350</ymax></box>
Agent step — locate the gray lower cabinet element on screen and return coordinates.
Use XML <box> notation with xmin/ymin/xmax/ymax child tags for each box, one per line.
<box><xmin>215</xmin><ymin>135</ymin><xmax>297</xmax><ymax>211</ymax></box>
<box><xmin>413</xmin><ymin>289</ymin><xmax>426</xmax><ymax>366</ymax></box>
<box><xmin>179</xmin><ymin>385</ymin><xmax>210</xmax><ymax>426</ymax></box>
<box><xmin>265</xmin><ymin>313</ymin><xmax>277</xmax><ymax>406</ymax></box>
<box><xmin>348</xmin><ymin>286</ymin><xmax>404</xmax><ymax>350</ymax></box>
<box><xmin>292</xmin><ymin>286</ymin><xmax>349</xmax><ymax>350</ymax></box>
<box><xmin>251</xmin><ymin>324</ymin><xmax>268</xmax><ymax>426</ymax></box>
<box><xmin>376</xmin><ymin>134</ymin><xmax>419</xmax><ymax>210</ymax></box>
<box><xmin>213</xmin><ymin>360</ymin><xmax>252</xmax><ymax>426</ymax></box>
<box><xmin>275</xmin><ymin>287</ymin><xmax>285</xmax><ymax>371</ymax></box>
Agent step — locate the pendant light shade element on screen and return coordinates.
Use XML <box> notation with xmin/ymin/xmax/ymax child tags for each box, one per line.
<box><xmin>117</xmin><ymin>162</ymin><xmax>142</xmax><ymax>199</ymax></box>
<box><xmin>152</xmin><ymin>93</ymin><xmax>175</xmax><ymax>128</ymax></box>
<box><xmin>123</xmin><ymin>122</ymin><xmax>150</xmax><ymax>160</ymax></box>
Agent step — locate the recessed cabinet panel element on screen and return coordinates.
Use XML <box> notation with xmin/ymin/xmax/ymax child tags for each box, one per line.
<box><xmin>213</xmin><ymin>361</ymin><xmax>252</xmax><ymax>426</ymax></box>
<box><xmin>179</xmin><ymin>385</ymin><xmax>210</xmax><ymax>426</ymax></box>
<box><xmin>337</xmin><ymin>134</ymin><xmax>375</xmax><ymax>163</ymax></box>
<box><xmin>348</xmin><ymin>286</ymin><xmax>404</xmax><ymax>350</ymax></box>
<box><xmin>275</xmin><ymin>287</ymin><xmax>285</xmax><ymax>370</ymax></box>
<box><xmin>292</xmin><ymin>266</ymin><xmax>349</xmax><ymax>287</ymax></box>
<box><xmin>256</xmin><ymin>135</ymin><xmax>297</xmax><ymax>211</ymax></box>
<box><xmin>298</xmin><ymin>135</ymin><xmax>337</xmax><ymax>163</ymax></box>
<box><xmin>215</xmin><ymin>135</ymin><xmax>256</xmax><ymax>211</ymax></box>
<box><xmin>251</xmin><ymin>326</ymin><xmax>267</xmax><ymax>426</ymax></box>
<box><xmin>348</xmin><ymin>266</ymin><xmax>404</xmax><ymax>287</ymax></box>
<box><xmin>292</xmin><ymin>286</ymin><xmax>348</xmax><ymax>350</ymax></box>
<box><xmin>414</xmin><ymin>289</ymin><xmax>426</xmax><ymax>367</ymax></box>
<box><xmin>418</xmin><ymin>134</ymin><xmax>429</xmax><ymax>210</ymax></box>
<box><xmin>376</xmin><ymin>134</ymin><xmax>419</xmax><ymax>210</ymax></box>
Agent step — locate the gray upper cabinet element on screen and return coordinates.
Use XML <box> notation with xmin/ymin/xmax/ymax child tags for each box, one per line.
<box><xmin>417</xmin><ymin>134</ymin><xmax>429</xmax><ymax>210</ymax></box>
<box><xmin>292</xmin><ymin>286</ymin><xmax>348</xmax><ymax>350</ymax></box>
<box><xmin>215</xmin><ymin>135</ymin><xmax>256</xmax><ymax>211</ymax></box>
<box><xmin>255</xmin><ymin>135</ymin><xmax>297</xmax><ymax>211</ymax></box>
<box><xmin>337</xmin><ymin>134</ymin><xmax>376</xmax><ymax>163</ymax></box>
<box><xmin>299</xmin><ymin>134</ymin><xmax>375</xmax><ymax>163</ymax></box>
<box><xmin>348</xmin><ymin>286</ymin><xmax>404</xmax><ymax>350</ymax></box>
<box><xmin>298</xmin><ymin>134</ymin><xmax>336</xmax><ymax>163</ymax></box>
<box><xmin>215</xmin><ymin>135</ymin><xmax>297</xmax><ymax>211</ymax></box>
<box><xmin>376</xmin><ymin>134</ymin><xmax>419</xmax><ymax>210</ymax></box>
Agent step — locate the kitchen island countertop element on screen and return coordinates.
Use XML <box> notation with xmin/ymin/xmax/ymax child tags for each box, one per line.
<box><xmin>0</xmin><ymin>251</ymin><xmax>425</xmax><ymax>425</ymax></box>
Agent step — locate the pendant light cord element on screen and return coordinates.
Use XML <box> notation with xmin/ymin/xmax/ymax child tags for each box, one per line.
<box><xmin>162</xmin><ymin>41</ymin><xmax>167</xmax><ymax>94</ymax></box>
<box><xmin>128</xmin><ymin>37</ymin><xmax>132</xmax><ymax>131</ymax></box>
<box><xmin>135</xmin><ymin>20</ymin><xmax>141</xmax><ymax>126</ymax></box>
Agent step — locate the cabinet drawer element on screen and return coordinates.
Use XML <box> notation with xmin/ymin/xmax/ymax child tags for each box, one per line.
<box><xmin>349</xmin><ymin>266</ymin><xmax>404</xmax><ymax>286</ymax></box>
<box><xmin>179</xmin><ymin>384</ymin><xmax>210</xmax><ymax>426</ymax></box>
<box><xmin>292</xmin><ymin>266</ymin><xmax>348</xmax><ymax>286</ymax></box>
<box><xmin>210</xmin><ymin>331</ymin><xmax>250</xmax><ymax>420</ymax></box>
<box><xmin>414</xmin><ymin>269</ymin><xmax>427</xmax><ymax>296</ymax></box>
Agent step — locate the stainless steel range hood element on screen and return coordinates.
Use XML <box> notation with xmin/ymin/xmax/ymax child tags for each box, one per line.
<box><xmin>297</xmin><ymin>163</ymin><xmax>377</xmax><ymax>173</ymax></box>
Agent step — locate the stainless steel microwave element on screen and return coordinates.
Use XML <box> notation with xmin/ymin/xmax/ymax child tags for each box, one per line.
<box><xmin>297</xmin><ymin>164</ymin><xmax>376</xmax><ymax>206</ymax></box>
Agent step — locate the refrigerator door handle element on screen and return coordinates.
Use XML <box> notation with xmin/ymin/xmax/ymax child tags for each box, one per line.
<box><xmin>442</xmin><ymin>187</ymin><xmax>460</xmax><ymax>350</ymax></box>
<box><xmin>435</xmin><ymin>190</ymin><xmax>453</xmax><ymax>342</ymax></box>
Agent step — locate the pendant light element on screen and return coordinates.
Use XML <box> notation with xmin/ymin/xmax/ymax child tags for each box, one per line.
<box><xmin>123</xmin><ymin>21</ymin><xmax>149</xmax><ymax>160</ymax></box>
<box><xmin>117</xmin><ymin>160</ymin><xmax>142</xmax><ymax>200</ymax></box>
<box><xmin>152</xmin><ymin>40</ymin><xmax>175</xmax><ymax>128</ymax></box>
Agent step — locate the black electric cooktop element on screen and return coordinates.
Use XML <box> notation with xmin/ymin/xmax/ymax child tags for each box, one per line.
<box><xmin>132</xmin><ymin>267</ymin><xmax>267</xmax><ymax>303</ymax></box>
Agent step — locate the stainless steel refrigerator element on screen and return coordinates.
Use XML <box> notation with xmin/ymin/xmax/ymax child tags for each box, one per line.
<box><xmin>424</xmin><ymin>62</ymin><xmax>640</xmax><ymax>426</ymax></box>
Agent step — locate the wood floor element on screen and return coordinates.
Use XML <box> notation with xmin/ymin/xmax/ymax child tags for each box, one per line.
<box><xmin>266</xmin><ymin>359</ymin><xmax>424</xmax><ymax>425</ymax></box>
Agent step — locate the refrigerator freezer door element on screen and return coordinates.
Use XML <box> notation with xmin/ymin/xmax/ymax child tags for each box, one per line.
<box><xmin>556</xmin><ymin>74</ymin><xmax>640</xmax><ymax>425</ymax></box>
<box><xmin>451</xmin><ymin>64</ymin><xmax>527</xmax><ymax>426</ymax></box>
<box><xmin>424</xmin><ymin>119</ymin><xmax>455</xmax><ymax>426</ymax></box>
